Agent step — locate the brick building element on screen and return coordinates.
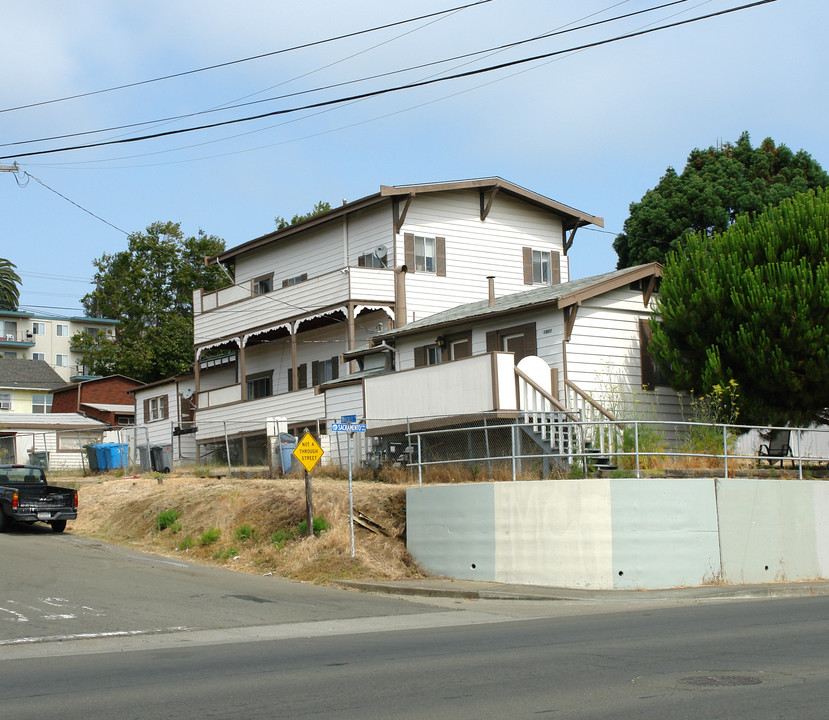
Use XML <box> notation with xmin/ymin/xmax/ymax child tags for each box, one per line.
<box><xmin>51</xmin><ymin>374</ymin><xmax>141</xmax><ymax>426</ymax></box>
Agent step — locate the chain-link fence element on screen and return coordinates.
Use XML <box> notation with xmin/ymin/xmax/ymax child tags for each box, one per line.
<box><xmin>6</xmin><ymin>414</ymin><xmax>827</xmax><ymax>480</ymax></box>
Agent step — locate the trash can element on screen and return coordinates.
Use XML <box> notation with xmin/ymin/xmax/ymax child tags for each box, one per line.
<box><xmin>151</xmin><ymin>445</ymin><xmax>173</xmax><ymax>473</ymax></box>
<box><xmin>93</xmin><ymin>443</ymin><xmax>111</xmax><ymax>471</ymax></box>
<box><xmin>28</xmin><ymin>450</ymin><xmax>49</xmax><ymax>469</ymax></box>
<box><xmin>278</xmin><ymin>433</ymin><xmax>297</xmax><ymax>473</ymax></box>
<box><xmin>137</xmin><ymin>446</ymin><xmax>151</xmax><ymax>472</ymax></box>
<box><xmin>107</xmin><ymin>443</ymin><xmax>129</xmax><ymax>470</ymax></box>
<box><xmin>83</xmin><ymin>444</ymin><xmax>99</xmax><ymax>472</ymax></box>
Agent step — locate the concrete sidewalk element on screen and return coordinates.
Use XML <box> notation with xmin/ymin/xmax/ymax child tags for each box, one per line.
<box><xmin>335</xmin><ymin>577</ymin><xmax>829</xmax><ymax>602</ymax></box>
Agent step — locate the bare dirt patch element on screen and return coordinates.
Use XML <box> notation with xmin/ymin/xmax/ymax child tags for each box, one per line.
<box><xmin>67</xmin><ymin>473</ymin><xmax>425</xmax><ymax>584</ymax></box>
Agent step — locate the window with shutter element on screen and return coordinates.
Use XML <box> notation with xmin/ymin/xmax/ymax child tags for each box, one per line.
<box><xmin>638</xmin><ymin>318</ymin><xmax>669</xmax><ymax>389</ymax></box>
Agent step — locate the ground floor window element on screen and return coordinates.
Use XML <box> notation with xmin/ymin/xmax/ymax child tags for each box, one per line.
<box><xmin>31</xmin><ymin>394</ymin><xmax>52</xmax><ymax>413</ymax></box>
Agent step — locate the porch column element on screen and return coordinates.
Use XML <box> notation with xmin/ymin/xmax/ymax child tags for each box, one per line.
<box><xmin>291</xmin><ymin>324</ymin><xmax>298</xmax><ymax>390</ymax></box>
<box><xmin>194</xmin><ymin>347</ymin><xmax>201</xmax><ymax>402</ymax></box>
<box><xmin>347</xmin><ymin>303</ymin><xmax>356</xmax><ymax>374</ymax></box>
<box><xmin>239</xmin><ymin>336</ymin><xmax>247</xmax><ymax>401</ymax></box>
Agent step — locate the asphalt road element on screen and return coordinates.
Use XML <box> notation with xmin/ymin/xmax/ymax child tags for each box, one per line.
<box><xmin>2</xmin><ymin>525</ymin><xmax>829</xmax><ymax>719</ymax></box>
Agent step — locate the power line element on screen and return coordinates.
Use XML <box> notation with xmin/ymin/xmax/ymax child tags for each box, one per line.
<box><xmin>0</xmin><ymin>0</ymin><xmax>693</xmax><ymax>151</ymax></box>
<box><xmin>9</xmin><ymin>168</ymin><xmax>129</xmax><ymax>235</ymax></box>
<box><xmin>0</xmin><ymin>1</ymin><xmax>491</xmax><ymax>115</ymax></box>
<box><xmin>0</xmin><ymin>0</ymin><xmax>778</xmax><ymax>162</ymax></box>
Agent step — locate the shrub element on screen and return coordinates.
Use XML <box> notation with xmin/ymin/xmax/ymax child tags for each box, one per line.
<box><xmin>234</xmin><ymin>524</ymin><xmax>257</xmax><ymax>542</ymax></box>
<box><xmin>297</xmin><ymin>516</ymin><xmax>331</xmax><ymax>536</ymax></box>
<box><xmin>156</xmin><ymin>509</ymin><xmax>181</xmax><ymax>531</ymax></box>
<box><xmin>271</xmin><ymin>528</ymin><xmax>295</xmax><ymax>548</ymax></box>
<box><xmin>199</xmin><ymin>527</ymin><xmax>221</xmax><ymax>546</ymax></box>
<box><xmin>176</xmin><ymin>536</ymin><xmax>195</xmax><ymax>551</ymax></box>
<box><xmin>214</xmin><ymin>547</ymin><xmax>239</xmax><ymax>560</ymax></box>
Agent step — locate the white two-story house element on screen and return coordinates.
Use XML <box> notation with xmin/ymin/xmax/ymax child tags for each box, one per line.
<box><xmin>191</xmin><ymin>178</ymin><xmax>604</xmax><ymax>464</ymax></box>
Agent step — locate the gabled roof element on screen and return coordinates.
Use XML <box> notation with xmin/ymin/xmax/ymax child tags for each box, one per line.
<box><xmin>0</xmin><ymin>413</ymin><xmax>107</xmax><ymax>430</ymax></box>
<box><xmin>0</xmin><ymin>359</ymin><xmax>65</xmax><ymax>391</ymax></box>
<box><xmin>376</xmin><ymin>263</ymin><xmax>662</xmax><ymax>341</ymax></box>
<box><xmin>208</xmin><ymin>177</ymin><xmax>603</xmax><ymax>265</ymax></box>
<box><xmin>52</xmin><ymin>374</ymin><xmax>143</xmax><ymax>395</ymax></box>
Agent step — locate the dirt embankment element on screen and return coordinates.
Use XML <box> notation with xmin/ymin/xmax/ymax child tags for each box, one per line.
<box><xmin>67</xmin><ymin>473</ymin><xmax>426</xmax><ymax>584</ymax></box>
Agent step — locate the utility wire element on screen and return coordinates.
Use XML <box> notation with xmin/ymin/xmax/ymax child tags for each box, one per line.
<box><xmin>1</xmin><ymin>0</ymin><xmax>692</xmax><ymax>151</ymax></box>
<box><xmin>0</xmin><ymin>0</ymin><xmax>777</xmax><ymax>162</ymax></box>
<box><xmin>0</xmin><ymin>1</ymin><xmax>491</xmax><ymax>115</ymax></box>
<box><xmin>10</xmin><ymin>168</ymin><xmax>129</xmax><ymax>235</ymax></box>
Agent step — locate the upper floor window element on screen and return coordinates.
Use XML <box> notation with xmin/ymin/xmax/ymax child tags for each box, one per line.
<box><xmin>282</xmin><ymin>273</ymin><xmax>308</xmax><ymax>288</ymax></box>
<box><xmin>31</xmin><ymin>352</ymin><xmax>45</xmax><ymax>361</ymax></box>
<box><xmin>252</xmin><ymin>274</ymin><xmax>273</xmax><ymax>295</ymax></box>
<box><xmin>357</xmin><ymin>251</ymin><xmax>387</xmax><ymax>268</ymax></box>
<box><xmin>415</xmin><ymin>236</ymin><xmax>435</xmax><ymax>272</ymax></box>
<box><xmin>83</xmin><ymin>327</ymin><xmax>101</xmax><ymax>337</ymax></box>
<box><xmin>31</xmin><ymin>394</ymin><xmax>52</xmax><ymax>414</ymax></box>
<box><xmin>56</xmin><ymin>324</ymin><xmax>69</xmax><ymax>337</ymax></box>
<box><xmin>312</xmin><ymin>357</ymin><xmax>339</xmax><ymax>385</ymax></box>
<box><xmin>404</xmin><ymin>233</ymin><xmax>446</xmax><ymax>276</ymax></box>
<box><xmin>2</xmin><ymin>351</ymin><xmax>16</xmax><ymax>359</ymax></box>
<box><xmin>32</xmin><ymin>322</ymin><xmax>46</xmax><ymax>335</ymax></box>
<box><xmin>55</xmin><ymin>354</ymin><xmax>69</xmax><ymax>367</ymax></box>
<box><xmin>523</xmin><ymin>247</ymin><xmax>560</xmax><ymax>285</ymax></box>
<box><xmin>246</xmin><ymin>372</ymin><xmax>272</xmax><ymax>400</ymax></box>
<box><xmin>0</xmin><ymin>392</ymin><xmax>12</xmax><ymax>411</ymax></box>
<box><xmin>145</xmin><ymin>395</ymin><xmax>169</xmax><ymax>422</ymax></box>
<box><xmin>1</xmin><ymin>320</ymin><xmax>17</xmax><ymax>341</ymax></box>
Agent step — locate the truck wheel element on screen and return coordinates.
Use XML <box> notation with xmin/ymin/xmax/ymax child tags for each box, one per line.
<box><xmin>50</xmin><ymin>520</ymin><xmax>67</xmax><ymax>533</ymax></box>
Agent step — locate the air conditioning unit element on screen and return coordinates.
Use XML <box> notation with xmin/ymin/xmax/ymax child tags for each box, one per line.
<box><xmin>0</xmin><ymin>401</ymin><xmax>11</xmax><ymax>410</ymax></box>
<box><xmin>6</xmin><ymin>334</ymin><xmax>14</xmax><ymax>341</ymax></box>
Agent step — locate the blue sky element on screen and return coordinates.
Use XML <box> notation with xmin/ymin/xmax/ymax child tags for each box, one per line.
<box><xmin>1</xmin><ymin>0</ymin><xmax>825</xmax><ymax>315</ymax></box>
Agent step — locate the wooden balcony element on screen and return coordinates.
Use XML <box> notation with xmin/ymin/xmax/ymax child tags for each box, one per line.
<box><xmin>193</xmin><ymin>267</ymin><xmax>395</xmax><ymax>345</ymax></box>
<box><xmin>363</xmin><ymin>353</ymin><xmax>520</xmax><ymax>426</ymax></box>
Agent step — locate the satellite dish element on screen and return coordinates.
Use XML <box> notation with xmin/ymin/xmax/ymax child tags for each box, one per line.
<box><xmin>181</xmin><ymin>386</ymin><xmax>195</xmax><ymax>399</ymax></box>
<box><xmin>373</xmin><ymin>244</ymin><xmax>388</xmax><ymax>260</ymax></box>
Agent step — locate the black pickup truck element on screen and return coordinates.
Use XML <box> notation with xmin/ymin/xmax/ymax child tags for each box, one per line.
<box><xmin>0</xmin><ymin>465</ymin><xmax>78</xmax><ymax>533</ymax></box>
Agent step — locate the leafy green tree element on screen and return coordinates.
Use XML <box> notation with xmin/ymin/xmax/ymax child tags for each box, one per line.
<box><xmin>0</xmin><ymin>258</ymin><xmax>21</xmax><ymax>310</ymax></box>
<box><xmin>275</xmin><ymin>201</ymin><xmax>331</xmax><ymax>230</ymax></box>
<box><xmin>614</xmin><ymin>132</ymin><xmax>829</xmax><ymax>268</ymax></box>
<box><xmin>73</xmin><ymin>221</ymin><xmax>227</xmax><ymax>383</ymax></box>
<box><xmin>651</xmin><ymin>188</ymin><xmax>829</xmax><ymax>427</ymax></box>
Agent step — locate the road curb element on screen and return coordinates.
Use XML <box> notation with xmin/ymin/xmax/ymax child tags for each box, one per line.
<box><xmin>335</xmin><ymin>579</ymin><xmax>829</xmax><ymax>602</ymax></box>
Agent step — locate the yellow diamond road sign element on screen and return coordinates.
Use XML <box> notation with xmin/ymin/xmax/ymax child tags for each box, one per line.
<box><xmin>293</xmin><ymin>432</ymin><xmax>324</xmax><ymax>473</ymax></box>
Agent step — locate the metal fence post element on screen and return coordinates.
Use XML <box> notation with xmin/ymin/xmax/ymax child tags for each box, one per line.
<box><xmin>798</xmin><ymin>429</ymin><xmax>803</xmax><ymax>480</ymax></box>
<box><xmin>483</xmin><ymin>413</ymin><xmax>492</xmax><ymax>477</ymax></box>
<box><xmin>723</xmin><ymin>424</ymin><xmax>728</xmax><ymax>479</ymax></box>
<box><xmin>223</xmin><ymin>421</ymin><xmax>232</xmax><ymax>475</ymax></box>
<box><xmin>634</xmin><ymin>421</ymin><xmax>640</xmax><ymax>479</ymax></box>
<box><xmin>417</xmin><ymin>433</ymin><xmax>422</xmax><ymax>487</ymax></box>
<box><xmin>511</xmin><ymin>424</ymin><xmax>517</xmax><ymax>482</ymax></box>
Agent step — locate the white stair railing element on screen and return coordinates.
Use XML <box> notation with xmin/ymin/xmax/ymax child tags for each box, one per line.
<box><xmin>515</xmin><ymin>367</ymin><xmax>579</xmax><ymax>455</ymax></box>
<box><xmin>563</xmin><ymin>380</ymin><xmax>620</xmax><ymax>458</ymax></box>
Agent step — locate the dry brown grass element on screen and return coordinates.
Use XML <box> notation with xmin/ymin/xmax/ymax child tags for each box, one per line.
<box><xmin>69</xmin><ymin>473</ymin><xmax>424</xmax><ymax>584</ymax></box>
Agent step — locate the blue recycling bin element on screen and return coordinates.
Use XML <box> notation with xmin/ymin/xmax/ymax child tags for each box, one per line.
<box><xmin>279</xmin><ymin>433</ymin><xmax>296</xmax><ymax>473</ymax></box>
<box><xmin>107</xmin><ymin>443</ymin><xmax>129</xmax><ymax>470</ymax></box>
<box><xmin>93</xmin><ymin>443</ymin><xmax>111</xmax><ymax>470</ymax></box>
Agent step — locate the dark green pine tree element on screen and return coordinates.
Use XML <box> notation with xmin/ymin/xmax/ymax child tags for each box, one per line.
<box><xmin>614</xmin><ymin>132</ymin><xmax>829</xmax><ymax>268</ymax></box>
<box><xmin>650</xmin><ymin>188</ymin><xmax>829</xmax><ymax>427</ymax></box>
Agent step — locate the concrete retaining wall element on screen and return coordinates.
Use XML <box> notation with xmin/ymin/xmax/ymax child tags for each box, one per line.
<box><xmin>406</xmin><ymin>478</ymin><xmax>829</xmax><ymax>589</ymax></box>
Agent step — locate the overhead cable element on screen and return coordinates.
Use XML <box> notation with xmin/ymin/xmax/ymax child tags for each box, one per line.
<box><xmin>0</xmin><ymin>0</ymin><xmax>777</xmax><ymax>162</ymax></box>
<box><xmin>0</xmin><ymin>1</ymin><xmax>491</xmax><ymax>115</ymax></box>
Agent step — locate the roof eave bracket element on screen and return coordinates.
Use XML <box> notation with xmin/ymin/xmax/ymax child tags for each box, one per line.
<box><xmin>394</xmin><ymin>194</ymin><xmax>415</xmax><ymax>235</ymax></box>
<box><xmin>479</xmin><ymin>187</ymin><xmax>499</xmax><ymax>221</ymax></box>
